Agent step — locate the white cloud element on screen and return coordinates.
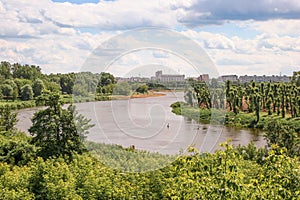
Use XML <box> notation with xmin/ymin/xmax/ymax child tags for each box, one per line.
<box><xmin>0</xmin><ymin>0</ymin><xmax>299</xmax><ymax>76</ymax></box>
<box><xmin>181</xmin><ymin>29</ymin><xmax>299</xmax><ymax>76</ymax></box>
<box><xmin>243</xmin><ymin>19</ymin><xmax>300</xmax><ymax>36</ymax></box>
<box><xmin>173</xmin><ymin>0</ymin><xmax>300</xmax><ymax>27</ymax></box>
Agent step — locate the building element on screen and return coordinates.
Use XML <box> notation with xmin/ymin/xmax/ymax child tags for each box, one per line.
<box><xmin>197</xmin><ymin>74</ymin><xmax>209</xmax><ymax>82</ymax></box>
<box><xmin>239</xmin><ymin>75</ymin><xmax>290</xmax><ymax>83</ymax></box>
<box><xmin>116</xmin><ymin>77</ymin><xmax>150</xmax><ymax>83</ymax></box>
<box><xmin>218</xmin><ymin>75</ymin><xmax>238</xmax><ymax>82</ymax></box>
<box><xmin>151</xmin><ymin>70</ymin><xmax>185</xmax><ymax>82</ymax></box>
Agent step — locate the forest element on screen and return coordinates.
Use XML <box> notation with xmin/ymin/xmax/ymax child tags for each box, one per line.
<box><xmin>0</xmin><ymin>61</ymin><xmax>299</xmax><ymax>199</ymax></box>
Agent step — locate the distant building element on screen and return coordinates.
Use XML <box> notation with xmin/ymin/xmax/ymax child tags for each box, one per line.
<box><xmin>116</xmin><ymin>77</ymin><xmax>150</xmax><ymax>83</ymax></box>
<box><xmin>116</xmin><ymin>77</ymin><xmax>130</xmax><ymax>82</ymax></box>
<box><xmin>151</xmin><ymin>70</ymin><xmax>185</xmax><ymax>82</ymax></box>
<box><xmin>239</xmin><ymin>75</ymin><xmax>290</xmax><ymax>83</ymax></box>
<box><xmin>198</xmin><ymin>74</ymin><xmax>210</xmax><ymax>82</ymax></box>
<box><xmin>218</xmin><ymin>75</ymin><xmax>238</xmax><ymax>82</ymax></box>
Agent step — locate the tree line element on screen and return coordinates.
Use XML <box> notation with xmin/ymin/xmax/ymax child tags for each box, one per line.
<box><xmin>185</xmin><ymin>73</ymin><xmax>300</xmax><ymax>123</ymax></box>
<box><xmin>0</xmin><ymin>61</ymin><xmax>150</xmax><ymax>104</ymax></box>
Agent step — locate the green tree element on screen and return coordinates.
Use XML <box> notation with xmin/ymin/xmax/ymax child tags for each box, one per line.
<box><xmin>264</xmin><ymin>120</ymin><xmax>300</xmax><ymax>157</ymax></box>
<box><xmin>3</xmin><ymin>79</ymin><xmax>18</xmax><ymax>101</ymax></box>
<box><xmin>21</xmin><ymin>84</ymin><xmax>33</xmax><ymax>101</ymax></box>
<box><xmin>225</xmin><ymin>80</ymin><xmax>231</xmax><ymax>110</ymax></box>
<box><xmin>0</xmin><ymin>131</ymin><xmax>37</xmax><ymax>166</ymax></box>
<box><xmin>32</xmin><ymin>79</ymin><xmax>45</xmax><ymax>97</ymax></box>
<box><xmin>29</xmin><ymin>92</ymin><xmax>94</xmax><ymax>159</ymax></box>
<box><xmin>99</xmin><ymin>72</ymin><xmax>116</xmax><ymax>87</ymax></box>
<box><xmin>291</xmin><ymin>71</ymin><xmax>300</xmax><ymax>86</ymax></box>
<box><xmin>72</xmin><ymin>84</ymin><xmax>88</xmax><ymax>97</ymax></box>
<box><xmin>266</xmin><ymin>96</ymin><xmax>272</xmax><ymax>115</ymax></box>
<box><xmin>0</xmin><ymin>106</ymin><xmax>17</xmax><ymax>132</ymax></box>
<box><xmin>0</xmin><ymin>84</ymin><xmax>13</xmax><ymax>101</ymax></box>
<box><xmin>0</xmin><ymin>61</ymin><xmax>12</xmax><ymax>79</ymax></box>
<box><xmin>254</xmin><ymin>94</ymin><xmax>261</xmax><ymax>123</ymax></box>
<box><xmin>12</xmin><ymin>63</ymin><xmax>42</xmax><ymax>80</ymax></box>
<box><xmin>136</xmin><ymin>85</ymin><xmax>148</xmax><ymax>94</ymax></box>
<box><xmin>113</xmin><ymin>82</ymin><xmax>131</xmax><ymax>96</ymax></box>
<box><xmin>184</xmin><ymin>87</ymin><xmax>195</xmax><ymax>107</ymax></box>
<box><xmin>60</xmin><ymin>74</ymin><xmax>75</xmax><ymax>94</ymax></box>
<box><xmin>14</xmin><ymin>78</ymin><xmax>32</xmax><ymax>97</ymax></box>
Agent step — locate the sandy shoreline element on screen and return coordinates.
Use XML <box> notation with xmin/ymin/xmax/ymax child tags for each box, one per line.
<box><xmin>111</xmin><ymin>91</ymin><xmax>166</xmax><ymax>100</ymax></box>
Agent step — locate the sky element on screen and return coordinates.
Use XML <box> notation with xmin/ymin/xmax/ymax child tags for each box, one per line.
<box><xmin>0</xmin><ymin>0</ymin><xmax>299</xmax><ymax>77</ymax></box>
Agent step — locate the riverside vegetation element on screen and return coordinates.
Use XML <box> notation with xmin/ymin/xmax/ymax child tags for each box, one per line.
<box><xmin>172</xmin><ymin>72</ymin><xmax>300</xmax><ymax>158</ymax></box>
<box><xmin>0</xmin><ymin>62</ymin><xmax>299</xmax><ymax>199</ymax></box>
<box><xmin>0</xmin><ymin>61</ymin><xmax>153</xmax><ymax>110</ymax></box>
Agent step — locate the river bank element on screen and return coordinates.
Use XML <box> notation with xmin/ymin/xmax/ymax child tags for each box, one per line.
<box><xmin>111</xmin><ymin>91</ymin><xmax>166</xmax><ymax>100</ymax></box>
<box><xmin>1</xmin><ymin>90</ymin><xmax>167</xmax><ymax>110</ymax></box>
<box><xmin>171</xmin><ymin>101</ymin><xmax>300</xmax><ymax>133</ymax></box>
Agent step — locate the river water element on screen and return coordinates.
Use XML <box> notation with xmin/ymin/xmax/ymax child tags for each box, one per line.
<box><xmin>16</xmin><ymin>92</ymin><xmax>266</xmax><ymax>155</ymax></box>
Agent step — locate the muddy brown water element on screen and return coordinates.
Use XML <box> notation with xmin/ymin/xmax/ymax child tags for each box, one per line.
<box><xmin>16</xmin><ymin>92</ymin><xmax>266</xmax><ymax>155</ymax></box>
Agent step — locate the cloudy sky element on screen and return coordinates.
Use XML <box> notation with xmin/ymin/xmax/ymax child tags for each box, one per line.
<box><xmin>0</xmin><ymin>0</ymin><xmax>299</xmax><ymax>77</ymax></box>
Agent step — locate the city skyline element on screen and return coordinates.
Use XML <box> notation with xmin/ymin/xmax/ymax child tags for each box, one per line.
<box><xmin>117</xmin><ymin>69</ymin><xmax>292</xmax><ymax>84</ymax></box>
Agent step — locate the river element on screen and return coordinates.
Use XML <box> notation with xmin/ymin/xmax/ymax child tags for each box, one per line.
<box><xmin>16</xmin><ymin>92</ymin><xmax>266</xmax><ymax>155</ymax></box>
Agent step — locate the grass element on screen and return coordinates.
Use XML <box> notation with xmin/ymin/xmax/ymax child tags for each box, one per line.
<box><xmin>0</xmin><ymin>100</ymin><xmax>36</xmax><ymax>110</ymax></box>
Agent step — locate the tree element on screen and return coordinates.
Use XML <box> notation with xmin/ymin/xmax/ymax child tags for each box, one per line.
<box><xmin>3</xmin><ymin>79</ymin><xmax>18</xmax><ymax>101</ymax></box>
<box><xmin>44</xmin><ymin>81</ymin><xmax>61</xmax><ymax>93</ymax></box>
<box><xmin>254</xmin><ymin>94</ymin><xmax>261</xmax><ymax>123</ymax></box>
<box><xmin>29</xmin><ymin>92</ymin><xmax>94</xmax><ymax>159</ymax></box>
<box><xmin>291</xmin><ymin>71</ymin><xmax>300</xmax><ymax>86</ymax></box>
<box><xmin>21</xmin><ymin>84</ymin><xmax>33</xmax><ymax>100</ymax></box>
<box><xmin>0</xmin><ymin>61</ymin><xmax>12</xmax><ymax>79</ymax></box>
<box><xmin>99</xmin><ymin>72</ymin><xmax>116</xmax><ymax>87</ymax></box>
<box><xmin>184</xmin><ymin>87</ymin><xmax>195</xmax><ymax>106</ymax></box>
<box><xmin>60</xmin><ymin>74</ymin><xmax>74</xmax><ymax>94</ymax></box>
<box><xmin>32</xmin><ymin>79</ymin><xmax>45</xmax><ymax>97</ymax></box>
<box><xmin>0</xmin><ymin>106</ymin><xmax>17</xmax><ymax>132</ymax></box>
<box><xmin>225</xmin><ymin>80</ymin><xmax>232</xmax><ymax>111</ymax></box>
<box><xmin>136</xmin><ymin>85</ymin><xmax>148</xmax><ymax>94</ymax></box>
<box><xmin>113</xmin><ymin>82</ymin><xmax>131</xmax><ymax>96</ymax></box>
<box><xmin>0</xmin><ymin>131</ymin><xmax>37</xmax><ymax>165</ymax></box>
<box><xmin>12</xmin><ymin>63</ymin><xmax>42</xmax><ymax>80</ymax></box>
<box><xmin>0</xmin><ymin>84</ymin><xmax>13</xmax><ymax>101</ymax></box>
<box><xmin>14</xmin><ymin>78</ymin><xmax>32</xmax><ymax>97</ymax></box>
<box><xmin>264</xmin><ymin>120</ymin><xmax>300</xmax><ymax>157</ymax></box>
<box><xmin>266</xmin><ymin>96</ymin><xmax>272</xmax><ymax>115</ymax></box>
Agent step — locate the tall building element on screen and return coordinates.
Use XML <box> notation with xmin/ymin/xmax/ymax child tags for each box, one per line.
<box><xmin>151</xmin><ymin>70</ymin><xmax>185</xmax><ymax>82</ymax></box>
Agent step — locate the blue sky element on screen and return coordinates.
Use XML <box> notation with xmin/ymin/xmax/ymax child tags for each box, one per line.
<box><xmin>0</xmin><ymin>0</ymin><xmax>299</xmax><ymax>76</ymax></box>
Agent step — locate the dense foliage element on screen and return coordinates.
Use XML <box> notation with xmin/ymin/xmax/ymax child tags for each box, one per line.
<box><xmin>0</xmin><ymin>134</ymin><xmax>299</xmax><ymax>199</ymax></box>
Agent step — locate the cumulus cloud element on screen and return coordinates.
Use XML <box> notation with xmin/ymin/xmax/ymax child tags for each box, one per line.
<box><xmin>0</xmin><ymin>0</ymin><xmax>299</xmax><ymax>76</ymax></box>
<box><xmin>181</xmin><ymin>29</ymin><xmax>299</xmax><ymax>76</ymax></box>
<box><xmin>243</xmin><ymin>19</ymin><xmax>300</xmax><ymax>36</ymax></box>
<box><xmin>173</xmin><ymin>0</ymin><xmax>300</xmax><ymax>27</ymax></box>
